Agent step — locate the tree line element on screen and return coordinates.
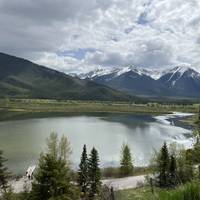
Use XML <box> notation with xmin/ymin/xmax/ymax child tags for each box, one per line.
<box><xmin>1</xmin><ymin>108</ymin><xmax>200</xmax><ymax>200</ymax></box>
<box><xmin>0</xmin><ymin>133</ymin><xmax>134</xmax><ymax>200</ymax></box>
<box><xmin>151</xmin><ymin>110</ymin><xmax>200</xmax><ymax>189</ymax></box>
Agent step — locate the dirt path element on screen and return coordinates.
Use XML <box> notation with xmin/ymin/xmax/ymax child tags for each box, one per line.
<box><xmin>102</xmin><ymin>175</ymin><xmax>146</xmax><ymax>190</ymax></box>
<box><xmin>8</xmin><ymin>174</ymin><xmax>146</xmax><ymax>194</ymax></box>
<box><xmin>9</xmin><ymin>177</ymin><xmax>33</xmax><ymax>193</ymax></box>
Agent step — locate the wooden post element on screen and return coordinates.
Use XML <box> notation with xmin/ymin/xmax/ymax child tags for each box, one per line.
<box><xmin>110</xmin><ymin>187</ymin><xmax>115</xmax><ymax>200</ymax></box>
<box><xmin>150</xmin><ymin>178</ymin><xmax>154</xmax><ymax>194</ymax></box>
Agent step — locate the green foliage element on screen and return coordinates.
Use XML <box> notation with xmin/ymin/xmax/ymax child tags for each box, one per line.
<box><xmin>120</xmin><ymin>144</ymin><xmax>134</xmax><ymax>177</ymax></box>
<box><xmin>192</xmin><ymin>112</ymin><xmax>200</xmax><ymax>164</ymax></box>
<box><xmin>159</xmin><ymin>181</ymin><xmax>200</xmax><ymax>200</ymax></box>
<box><xmin>0</xmin><ymin>150</ymin><xmax>11</xmax><ymax>193</ymax></box>
<box><xmin>0</xmin><ymin>52</ymin><xmax>131</xmax><ymax>101</ymax></box>
<box><xmin>47</xmin><ymin>133</ymin><xmax>58</xmax><ymax>159</ymax></box>
<box><xmin>0</xmin><ymin>186</ymin><xmax>17</xmax><ymax>200</ymax></box>
<box><xmin>78</xmin><ymin>144</ymin><xmax>89</xmax><ymax>194</ymax></box>
<box><xmin>153</xmin><ymin>142</ymin><xmax>195</xmax><ymax>188</ymax></box>
<box><xmin>169</xmin><ymin>155</ymin><xmax>177</xmax><ymax>187</ymax></box>
<box><xmin>176</xmin><ymin>149</ymin><xmax>194</xmax><ymax>183</ymax></box>
<box><xmin>88</xmin><ymin>147</ymin><xmax>101</xmax><ymax>199</ymax></box>
<box><xmin>157</xmin><ymin>142</ymin><xmax>170</xmax><ymax>188</ymax></box>
<box><xmin>95</xmin><ymin>186</ymin><xmax>116</xmax><ymax>200</ymax></box>
<box><xmin>31</xmin><ymin>133</ymin><xmax>78</xmax><ymax>200</ymax></box>
<box><xmin>59</xmin><ymin>135</ymin><xmax>71</xmax><ymax>163</ymax></box>
<box><xmin>116</xmin><ymin>182</ymin><xmax>200</xmax><ymax>200</ymax></box>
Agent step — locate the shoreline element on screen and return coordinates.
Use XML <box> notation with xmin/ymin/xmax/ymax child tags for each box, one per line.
<box><xmin>0</xmin><ymin>99</ymin><xmax>198</xmax><ymax>122</ymax></box>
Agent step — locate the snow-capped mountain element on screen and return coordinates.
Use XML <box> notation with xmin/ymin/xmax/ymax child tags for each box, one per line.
<box><xmin>80</xmin><ymin>66</ymin><xmax>162</xmax><ymax>80</ymax></box>
<box><xmin>158</xmin><ymin>66</ymin><xmax>200</xmax><ymax>97</ymax></box>
<box><xmin>158</xmin><ymin>66</ymin><xmax>200</xmax><ymax>86</ymax></box>
<box><xmin>75</xmin><ymin>66</ymin><xmax>200</xmax><ymax>98</ymax></box>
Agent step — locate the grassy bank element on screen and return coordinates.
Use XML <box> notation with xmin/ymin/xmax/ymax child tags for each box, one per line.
<box><xmin>115</xmin><ymin>181</ymin><xmax>200</xmax><ymax>200</ymax></box>
<box><xmin>101</xmin><ymin>166</ymin><xmax>153</xmax><ymax>179</ymax></box>
<box><xmin>0</xmin><ymin>98</ymin><xmax>198</xmax><ymax>121</ymax></box>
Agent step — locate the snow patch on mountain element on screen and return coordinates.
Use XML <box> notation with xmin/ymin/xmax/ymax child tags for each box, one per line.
<box><xmin>161</xmin><ymin>66</ymin><xmax>200</xmax><ymax>87</ymax></box>
<box><xmin>76</xmin><ymin>66</ymin><xmax>200</xmax><ymax>83</ymax></box>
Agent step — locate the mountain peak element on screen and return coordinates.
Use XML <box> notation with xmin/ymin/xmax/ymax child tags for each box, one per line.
<box><xmin>166</xmin><ymin>66</ymin><xmax>192</xmax><ymax>74</ymax></box>
<box><xmin>76</xmin><ymin>65</ymin><xmax>200</xmax><ymax>98</ymax></box>
<box><xmin>0</xmin><ymin>52</ymin><xmax>132</xmax><ymax>101</ymax></box>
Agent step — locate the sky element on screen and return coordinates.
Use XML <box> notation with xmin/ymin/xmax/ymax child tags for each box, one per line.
<box><xmin>0</xmin><ymin>0</ymin><xmax>200</xmax><ymax>74</ymax></box>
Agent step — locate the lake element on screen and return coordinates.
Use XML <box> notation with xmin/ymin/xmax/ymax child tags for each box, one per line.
<box><xmin>0</xmin><ymin>112</ymin><xmax>193</xmax><ymax>175</ymax></box>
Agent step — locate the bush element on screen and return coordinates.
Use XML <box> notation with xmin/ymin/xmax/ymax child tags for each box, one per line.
<box><xmin>159</xmin><ymin>182</ymin><xmax>200</xmax><ymax>200</ymax></box>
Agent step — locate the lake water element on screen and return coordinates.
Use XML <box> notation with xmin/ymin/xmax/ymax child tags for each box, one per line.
<box><xmin>0</xmin><ymin>112</ymin><xmax>193</xmax><ymax>175</ymax></box>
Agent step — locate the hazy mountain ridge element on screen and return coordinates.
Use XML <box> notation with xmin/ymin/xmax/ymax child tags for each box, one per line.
<box><xmin>77</xmin><ymin>66</ymin><xmax>200</xmax><ymax>98</ymax></box>
<box><xmin>0</xmin><ymin>52</ymin><xmax>132</xmax><ymax>101</ymax></box>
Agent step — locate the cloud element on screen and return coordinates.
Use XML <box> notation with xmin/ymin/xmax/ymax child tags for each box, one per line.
<box><xmin>0</xmin><ymin>0</ymin><xmax>200</xmax><ymax>73</ymax></box>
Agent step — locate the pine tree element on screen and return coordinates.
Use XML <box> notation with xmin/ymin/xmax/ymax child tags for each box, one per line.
<box><xmin>120</xmin><ymin>144</ymin><xmax>133</xmax><ymax>176</ymax></box>
<box><xmin>157</xmin><ymin>142</ymin><xmax>170</xmax><ymax>188</ymax></box>
<box><xmin>59</xmin><ymin>134</ymin><xmax>72</xmax><ymax>164</ymax></box>
<box><xmin>169</xmin><ymin>155</ymin><xmax>177</xmax><ymax>187</ymax></box>
<box><xmin>78</xmin><ymin>144</ymin><xmax>88</xmax><ymax>195</ymax></box>
<box><xmin>88</xmin><ymin>147</ymin><xmax>101</xmax><ymax>199</ymax></box>
<box><xmin>176</xmin><ymin>149</ymin><xmax>194</xmax><ymax>184</ymax></box>
<box><xmin>193</xmin><ymin>109</ymin><xmax>200</xmax><ymax>164</ymax></box>
<box><xmin>31</xmin><ymin>134</ymin><xmax>78</xmax><ymax>200</ymax></box>
<box><xmin>47</xmin><ymin>132</ymin><xmax>58</xmax><ymax>159</ymax></box>
<box><xmin>0</xmin><ymin>150</ymin><xmax>11</xmax><ymax>193</ymax></box>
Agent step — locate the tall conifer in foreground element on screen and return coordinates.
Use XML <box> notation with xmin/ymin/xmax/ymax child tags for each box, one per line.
<box><xmin>157</xmin><ymin>142</ymin><xmax>170</xmax><ymax>188</ymax></box>
<box><xmin>120</xmin><ymin>144</ymin><xmax>133</xmax><ymax>176</ymax></box>
<box><xmin>31</xmin><ymin>133</ymin><xmax>78</xmax><ymax>200</ymax></box>
<box><xmin>88</xmin><ymin>147</ymin><xmax>101</xmax><ymax>199</ymax></box>
<box><xmin>78</xmin><ymin>144</ymin><xmax>89</xmax><ymax>195</ymax></box>
<box><xmin>169</xmin><ymin>155</ymin><xmax>177</xmax><ymax>187</ymax></box>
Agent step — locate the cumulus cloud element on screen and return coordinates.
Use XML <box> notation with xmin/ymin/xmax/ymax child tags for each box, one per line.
<box><xmin>0</xmin><ymin>0</ymin><xmax>200</xmax><ymax>73</ymax></box>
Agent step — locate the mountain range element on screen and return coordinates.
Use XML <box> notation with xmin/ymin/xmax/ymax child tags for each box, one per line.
<box><xmin>0</xmin><ymin>52</ymin><xmax>131</xmax><ymax>101</ymax></box>
<box><xmin>1</xmin><ymin>52</ymin><xmax>200</xmax><ymax>101</ymax></box>
<box><xmin>77</xmin><ymin>66</ymin><xmax>200</xmax><ymax>98</ymax></box>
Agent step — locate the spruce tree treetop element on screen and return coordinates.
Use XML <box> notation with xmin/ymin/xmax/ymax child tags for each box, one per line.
<box><xmin>157</xmin><ymin>142</ymin><xmax>170</xmax><ymax>188</ymax></box>
<box><xmin>169</xmin><ymin>155</ymin><xmax>178</xmax><ymax>187</ymax></box>
<box><xmin>120</xmin><ymin>144</ymin><xmax>134</xmax><ymax>176</ymax></box>
<box><xmin>88</xmin><ymin>147</ymin><xmax>101</xmax><ymax>199</ymax></box>
<box><xmin>31</xmin><ymin>133</ymin><xmax>78</xmax><ymax>200</ymax></box>
<box><xmin>78</xmin><ymin>144</ymin><xmax>89</xmax><ymax>194</ymax></box>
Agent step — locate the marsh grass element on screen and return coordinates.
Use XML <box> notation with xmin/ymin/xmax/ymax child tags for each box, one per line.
<box><xmin>116</xmin><ymin>181</ymin><xmax>200</xmax><ymax>200</ymax></box>
<box><xmin>0</xmin><ymin>98</ymin><xmax>198</xmax><ymax>121</ymax></box>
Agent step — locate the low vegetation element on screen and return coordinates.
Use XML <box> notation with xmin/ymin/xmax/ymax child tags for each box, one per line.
<box><xmin>116</xmin><ymin>182</ymin><xmax>200</xmax><ymax>200</ymax></box>
<box><xmin>0</xmin><ymin>98</ymin><xmax>199</xmax><ymax>121</ymax></box>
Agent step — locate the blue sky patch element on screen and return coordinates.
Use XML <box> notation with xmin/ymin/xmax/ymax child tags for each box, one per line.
<box><xmin>137</xmin><ymin>12</ymin><xmax>149</xmax><ymax>25</ymax></box>
<box><xmin>57</xmin><ymin>48</ymin><xmax>96</xmax><ymax>60</ymax></box>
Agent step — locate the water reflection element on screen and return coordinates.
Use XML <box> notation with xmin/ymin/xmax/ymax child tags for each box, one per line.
<box><xmin>0</xmin><ymin>113</ymin><xmax>192</xmax><ymax>175</ymax></box>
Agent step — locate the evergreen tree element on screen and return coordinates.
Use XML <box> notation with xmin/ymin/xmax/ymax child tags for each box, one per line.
<box><xmin>176</xmin><ymin>149</ymin><xmax>193</xmax><ymax>184</ymax></box>
<box><xmin>120</xmin><ymin>144</ymin><xmax>133</xmax><ymax>176</ymax></box>
<box><xmin>47</xmin><ymin>132</ymin><xmax>58</xmax><ymax>159</ymax></box>
<box><xmin>0</xmin><ymin>150</ymin><xmax>11</xmax><ymax>193</ymax></box>
<box><xmin>78</xmin><ymin>144</ymin><xmax>89</xmax><ymax>195</ymax></box>
<box><xmin>157</xmin><ymin>142</ymin><xmax>170</xmax><ymax>188</ymax></box>
<box><xmin>193</xmin><ymin>112</ymin><xmax>200</xmax><ymax>164</ymax></box>
<box><xmin>0</xmin><ymin>186</ymin><xmax>17</xmax><ymax>200</ymax></box>
<box><xmin>31</xmin><ymin>134</ymin><xmax>78</xmax><ymax>200</ymax></box>
<box><xmin>88</xmin><ymin>147</ymin><xmax>101</xmax><ymax>199</ymax></box>
<box><xmin>169</xmin><ymin>155</ymin><xmax>177</xmax><ymax>187</ymax></box>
